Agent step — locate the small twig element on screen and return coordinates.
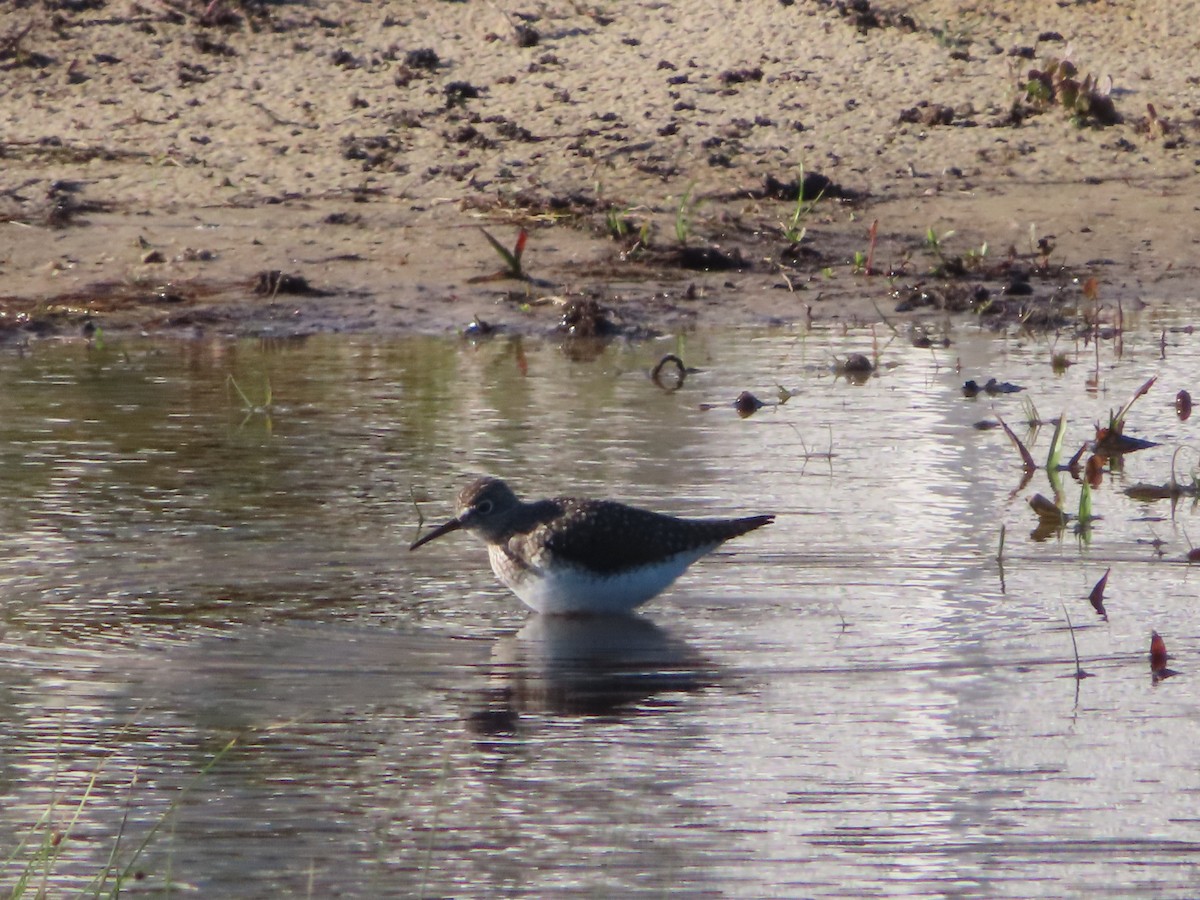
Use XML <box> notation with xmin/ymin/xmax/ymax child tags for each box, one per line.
<box><xmin>1</xmin><ymin>20</ymin><xmax>35</xmax><ymax>57</ymax></box>
<box><xmin>409</xmin><ymin>485</ymin><xmax>425</xmax><ymax>528</ymax></box>
<box><xmin>1061</xmin><ymin>603</ymin><xmax>1091</xmax><ymax>680</ymax></box>
<box><xmin>249</xmin><ymin>100</ymin><xmax>318</xmax><ymax>130</ymax></box>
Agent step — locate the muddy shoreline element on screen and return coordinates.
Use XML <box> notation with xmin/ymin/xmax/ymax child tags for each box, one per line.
<box><xmin>2</xmin><ymin>0</ymin><xmax>1197</xmax><ymax>341</ymax></box>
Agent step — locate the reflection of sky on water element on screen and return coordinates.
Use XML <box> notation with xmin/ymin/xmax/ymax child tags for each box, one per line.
<box><xmin>0</xmin><ymin>322</ymin><xmax>1198</xmax><ymax>896</ymax></box>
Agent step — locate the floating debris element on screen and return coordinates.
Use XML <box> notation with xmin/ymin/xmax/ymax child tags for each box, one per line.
<box><xmin>1029</xmin><ymin>493</ymin><xmax>1068</xmax><ymax>524</ymax></box>
<box><xmin>833</xmin><ymin>354</ymin><xmax>874</xmax><ymax>384</ymax></box>
<box><xmin>1092</xmin><ymin>428</ymin><xmax>1158</xmax><ymax>455</ymax></box>
<box><xmin>734</xmin><ymin>391</ymin><xmax>764</xmax><ymax>418</ymax></box>
<box><xmin>1177</xmin><ymin>390</ymin><xmax>1192</xmax><ymax>422</ymax></box>
<box><xmin>650</xmin><ymin>354</ymin><xmax>687</xmax><ymax>392</ymax></box>
<box><xmin>1151</xmin><ymin>631</ymin><xmax>1177</xmax><ymax>682</ymax></box>
<box><xmin>558</xmin><ymin>297</ymin><xmax>613</xmax><ymax>338</ymax></box>
<box><xmin>1088</xmin><ymin>568</ymin><xmax>1110</xmax><ymax>620</ymax></box>
<box><xmin>462</xmin><ymin>315</ymin><xmax>494</xmax><ymax>338</ymax></box>
<box><xmin>840</xmin><ymin>353</ymin><xmax>874</xmax><ymax>374</ymax></box>
<box><xmin>1124</xmin><ymin>481</ymin><xmax>1198</xmax><ymax>502</ymax></box>
<box><xmin>676</xmin><ymin>244</ymin><xmax>747</xmax><ymax>272</ymax></box>
<box><xmin>962</xmin><ymin>377</ymin><xmax>1024</xmax><ymax>397</ymax></box>
<box><xmin>253</xmin><ymin>271</ymin><xmax>323</xmax><ymax>296</ymax></box>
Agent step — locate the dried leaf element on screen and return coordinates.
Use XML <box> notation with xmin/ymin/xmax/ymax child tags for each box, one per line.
<box><xmin>1066</xmin><ymin>442</ymin><xmax>1088</xmax><ymax>475</ymax></box>
<box><xmin>1082</xmin><ymin>276</ymin><xmax>1100</xmax><ymax>301</ymax></box>
<box><xmin>1085</xmin><ymin>454</ymin><xmax>1105</xmax><ymax>488</ymax></box>
<box><xmin>1088</xmin><ymin>567</ymin><xmax>1110</xmax><ymax>618</ymax></box>
<box><xmin>1177</xmin><ymin>389</ymin><xmax>1192</xmax><ymax>422</ymax></box>
<box><xmin>1150</xmin><ymin>631</ymin><xmax>1169</xmax><ymax>674</ymax></box>
<box><xmin>997</xmin><ymin>413</ymin><xmax>1037</xmax><ymax>473</ymax></box>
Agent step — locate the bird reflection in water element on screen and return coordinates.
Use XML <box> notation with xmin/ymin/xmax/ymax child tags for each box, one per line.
<box><xmin>466</xmin><ymin>615</ymin><xmax>714</xmax><ymax>733</ymax></box>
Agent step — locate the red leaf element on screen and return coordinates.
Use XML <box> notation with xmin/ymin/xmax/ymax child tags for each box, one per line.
<box><xmin>1085</xmin><ymin>454</ymin><xmax>1105</xmax><ymax>488</ymax></box>
<box><xmin>1150</xmin><ymin>631</ymin><xmax>1169</xmax><ymax>674</ymax></box>
<box><xmin>1088</xmin><ymin>567</ymin><xmax>1110</xmax><ymax>618</ymax></box>
<box><xmin>1112</xmin><ymin>375</ymin><xmax>1157</xmax><ymax>434</ymax></box>
<box><xmin>513</xmin><ymin>228</ymin><xmax>528</xmax><ymax>262</ymax></box>
<box><xmin>996</xmin><ymin>413</ymin><xmax>1037</xmax><ymax>473</ymax></box>
<box><xmin>1177</xmin><ymin>389</ymin><xmax>1193</xmax><ymax>422</ymax></box>
<box><xmin>1082</xmin><ymin>276</ymin><xmax>1100</xmax><ymax>301</ymax></box>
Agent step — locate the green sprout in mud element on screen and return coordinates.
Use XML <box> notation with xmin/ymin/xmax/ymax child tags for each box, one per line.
<box><xmin>963</xmin><ymin>241</ymin><xmax>989</xmax><ymax>269</ymax></box>
<box><xmin>605</xmin><ymin>207</ymin><xmax>631</xmax><ymax>240</ymax></box>
<box><xmin>603</xmin><ymin>207</ymin><xmax>651</xmax><ymax>260</ymax></box>
<box><xmin>924</xmin><ymin>226</ymin><xmax>954</xmax><ymax>265</ymax></box>
<box><xmin>479</xmin><ymin>226</ymin><xmax>528</xmax><ymax>279</ymax></box>
<box><xmin>851</xmin><ymin>250</ymin><xmax>867</xmax><ymax>274</ymax></box>
<box><xmin>674</xmin><ymin>183</ymin><xmax>699</xmax><ymax>245</ymax></box>
<box><xmin>780</xmin><ymin>164</ymin><xmax>825</xmax><ymax>244</ymax></box>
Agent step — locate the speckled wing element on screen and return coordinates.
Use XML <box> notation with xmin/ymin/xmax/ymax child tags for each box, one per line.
<box><xmin>511</xmin><ymin>498</ymin><xmax>773</xmax><ymax>576</ymax></box>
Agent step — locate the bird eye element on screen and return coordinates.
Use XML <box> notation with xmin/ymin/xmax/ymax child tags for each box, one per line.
<box><xmin>475</xmin><ymin>499</ymin><xmax>494</xmax><ymax>515</ymax></box>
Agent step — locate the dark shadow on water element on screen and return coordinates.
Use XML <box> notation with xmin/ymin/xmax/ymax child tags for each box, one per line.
<box><xmin>468</xmin><ymin>614</ymin><xmax>714</xmax><ymax>729</ymax></box>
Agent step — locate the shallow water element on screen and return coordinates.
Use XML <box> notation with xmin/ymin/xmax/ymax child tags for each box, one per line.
<box><xmin>1</xmin><ymin>320</ymin><xmax>1199</xmax><ymax>897</ymax></box>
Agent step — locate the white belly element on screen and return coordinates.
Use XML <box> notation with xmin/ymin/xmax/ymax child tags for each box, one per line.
<box><xmin>489</xmin><ymin>545</ymin><xmax>715</xmax><ymax>614</ymax></box>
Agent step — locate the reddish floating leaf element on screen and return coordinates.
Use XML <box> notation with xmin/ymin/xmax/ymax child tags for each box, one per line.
<box><xmin>1088</xmin><ymin>567</ymin><xmax>1110</xmax><ymax>618</ymax></box>
<box><xmin>1066</xmin><ymin>442</ymin><xmax>1088</xmax><ymax>476</ymax></box>
<box><xmin>1189</xmin><ymin>547</ymin><xmax>1200</xmax><ymax>563</ymax></box>
<box><xmin>1085</xmin><ymin>454</ymin><xmax>1105</xmax><ymax>488</ymax></box>
<box><xmin>1082</xmin><ymin>276</ymin><xmax>1100</xmax><ymax>301</ymax></box>
<box><xmin>1150</xmin><ymin>631</ymin><xmax>1169</xmax><ymax>674</ymax></box>
<box><xmin>1177</xmin><ymin>389</ymin><xmax>1192</xmax><ymax>422</ymax></box>
<box><xmin>997</xmin><ymin>414</ymin><xmax>1037</xmax><ymax>473</ymax></box>
<box><xmin>1112</xmin><ymin>375</ymin><xmax>1158</xmax><ymax>434</ymax></box>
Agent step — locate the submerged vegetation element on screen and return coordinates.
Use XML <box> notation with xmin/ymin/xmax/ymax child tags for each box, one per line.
<box><xmin>6</xmin><ymin>733</ymin><xmax>240</xmax><ymax>897</ymax></box>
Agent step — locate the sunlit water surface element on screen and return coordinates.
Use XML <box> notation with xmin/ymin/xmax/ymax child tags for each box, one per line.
<box><xmin>1</xmin><ymin>321</ymin><xmax>1199</xmax><ymax>897</ymax></box>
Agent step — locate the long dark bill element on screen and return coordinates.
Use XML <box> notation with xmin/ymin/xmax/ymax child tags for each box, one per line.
<box><xmin>409</xmin><ymin>517</ymin><xmax>464</xmax><ymax>550</ymax></box>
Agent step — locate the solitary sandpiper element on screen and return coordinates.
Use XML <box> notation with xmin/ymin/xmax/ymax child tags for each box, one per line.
<box><xmin>409</xmin><ymin>477</ymin><xmax>774</xmax><ymax>614</ymax></box>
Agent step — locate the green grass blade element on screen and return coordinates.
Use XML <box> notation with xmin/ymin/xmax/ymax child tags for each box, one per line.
<box><xmin>107</xmin><ymin>735</ymin><xmax>241</xmax><ymax>892</ymax></box>
<box><xmin>479</xmin><ymin>227</ymin><xmax>520</xmax><ymax>276</ymax></box>
<box><xmin>1046</xmin><ymin>412</ymin><xmax>1067</xmax><ymax>470</ymax></box>
<box><xmin>227</xmin><ymin>375</ymin><xmax>253</xmax><ymax>410</ymax></box>
<box><xmin>1078</xmin><ymin>480</ymin><xmax>1093</xmax><ymax>523</ymax></box>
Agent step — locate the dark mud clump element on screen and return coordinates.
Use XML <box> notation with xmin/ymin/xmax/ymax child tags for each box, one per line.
<box><xmin>253</xmin><ymin>271</ymin><xmax>328</xmax><ymax>296</ymax></box>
